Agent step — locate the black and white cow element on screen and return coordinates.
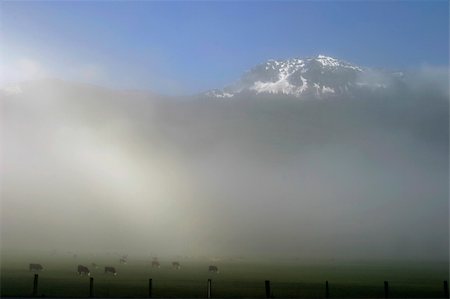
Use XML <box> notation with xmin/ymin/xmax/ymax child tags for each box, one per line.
<box><xmin>29</xmin><ymin>264</ymin><xmax>43</xmax><ymax>271</ymax></box>
<box><xmin>208</xmin><ymin>265</ymin><xmax>219</xmax><ymax>273</ymax></box>
<box><xmin>172</xmin><ymin>262</ymin><xmax>181</xmax><ymax>269</ymax></box>
<box><xmin>151</xmin><ymin>260</ymin><xmax>160</xmax><ymax>268</ymax></box>
<box><xmin>91</xmin><ymin>262</ymin><xmax>99</xmax><ymax>269</ymax></box>
<box><xmin>77</xmin><ymin>265</ymin><xmax>90</xmax><ymax>276</ymax></box>
<box><xmin>104</xmin><ymin>266</ymin><xmax>117</xmax><ymax>276</ymax></box>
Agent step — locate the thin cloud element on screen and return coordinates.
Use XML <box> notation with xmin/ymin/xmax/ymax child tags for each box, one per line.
<box><xmin>0</xmin><ymin>57</ymin><xmax>49</xmax><ymax>84</ymax></box>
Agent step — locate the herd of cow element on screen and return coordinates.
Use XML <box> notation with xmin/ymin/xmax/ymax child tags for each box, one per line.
<box><xmin>29</xmin><ymin>260</ymin><xmax>219</xmax><ymax>276</ymax></box>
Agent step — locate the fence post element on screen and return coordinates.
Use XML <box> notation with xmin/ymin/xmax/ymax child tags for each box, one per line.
<box><xmin>207</xmin><ymin>279</ymin><xmax>212</xmax><ymax>299</ymax></box>
<box><xmin>32</xmin><ymin>274</ymin><xmax>38</xmax><ymax>297</ymax></box>
<box><xmin>89</xmin><ymin>277</ymin><xmax>94</xmax><ymax>298</ymax></box>
<box><xmin>325</xmin><ymin>280</ymin><xmax>329</xmax><ymax>298</ymax></box>
<box><xmin>384</xmin><ymin>281</ymin><xmax>389</xmax><ymax>298</ymax></box>
<box><xmin>148</xmin><ymin>278</ymin><xmax>153</xmax><ymax>298</ymax></box>
<box><xmin>444</xmin><ymin>280</ymin><xmax>449</xmax><ymax>298</ymax></box>
<box><xmin>265</xmin><ymin>280</ymin><xmax>271</xmax><ymax>298</ymax></box>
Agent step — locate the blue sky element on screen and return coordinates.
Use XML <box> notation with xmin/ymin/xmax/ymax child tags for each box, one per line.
<box><xmin>1</xmin><ymin>1</ymin><xmax>448</xmax><ymax>95</ymax></box>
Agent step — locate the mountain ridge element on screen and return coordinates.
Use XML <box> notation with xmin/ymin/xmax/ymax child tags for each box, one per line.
<box><xmin>204</xmin><ymin>55</ymin><xmax>404</xmax><ymax>99</ymax></box>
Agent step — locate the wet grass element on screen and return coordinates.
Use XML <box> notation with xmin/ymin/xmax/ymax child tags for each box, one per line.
<box><xmin>1</xmin><ymin>254</ymin><xmax>448</xmax><ymax>298</ymax></box>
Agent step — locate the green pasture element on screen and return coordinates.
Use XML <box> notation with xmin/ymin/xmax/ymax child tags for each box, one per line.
<box><xmin>1</xmin><ymin>254</ymin><xmax>448</xmax><ymax>298</ymax></box>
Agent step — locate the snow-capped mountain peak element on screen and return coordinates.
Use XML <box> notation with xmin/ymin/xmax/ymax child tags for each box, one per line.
<box><xmin>203</xmin><ymin>55</ymin><xmax>398</xmax><ymax>99</ymax></box>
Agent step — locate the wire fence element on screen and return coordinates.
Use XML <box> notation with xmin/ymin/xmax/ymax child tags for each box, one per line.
<box><xmin>1</xmin><ymin>274</ymin><xmax>449</xmax><ymax>298</ymax></box>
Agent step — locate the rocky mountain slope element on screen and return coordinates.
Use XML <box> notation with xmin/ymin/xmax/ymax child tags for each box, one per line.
<box><xmin>204</xmin><ymin>55</ymin><xmax>403</xmax><ymax>98</ymax></box>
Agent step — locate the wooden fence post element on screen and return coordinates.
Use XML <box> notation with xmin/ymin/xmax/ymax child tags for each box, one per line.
<box><xmin>265</xmin><ymin>280</ymin><xmax>271</xmax><ymax>298</ymax></box>
<box><xmin>32</xmin><ymin>274</ymin><xmax>38</xmax><ymax>297</ymax></box>
<box><xmin>207</xmin><ymin>279</ymin><xmax>212</xmax><ymax>299</ymax></box>
<box><xmin>384</xmin><ymin>281</ymin><xmax>389</xmax><ymax>298</ymax></box>
<box><xmin>325</xmin><ymin>280</ymin><xmax>329</xmax><ymax>298</ymax></box>
<box><xmin>444</xmin><ymin>280</ymin><xmax>449</xmax><ymax>298</ymax></box>
<box><xmin>148</xmin><ymin>278</ymin><xmax>153</xmax><ymax>298</ymax></box>
<box><xmin>89</xmin><ymin>277</ymin><xmax>94</xmax><ymax>298</ymax></box>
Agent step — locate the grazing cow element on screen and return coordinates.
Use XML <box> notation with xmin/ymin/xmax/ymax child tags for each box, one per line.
<box><xmin>104</xmin><ymin>266</ymin><xmax>117</xmax><ymax>276</ymax></box>
<box><xmin>208</xmin><ymin>265</ymin><xmax>219</xmax><ymax>273</ymax></box>
<box><xmin>151</xmin><ymin>260</ymin><xmax>160</xmax><ymax>268</ymax></box>
<box><xmin>172</xmin><ymin>262</ymin><xmax>181</xmax><ymax>269</ymax></box>
<box><xmin>29</xmin><ymin>264</ymin><xmax>43</xmax><ymax>271</ymax></box>
<box><xmin>77</xmin><ymin>265</ymin><xmax>90</xmax><ymax>276</ymax></box>
<box><xmin>91</xmin><ymin>263</ymin><xmax>99</xmax><ymax>269</ymax></box>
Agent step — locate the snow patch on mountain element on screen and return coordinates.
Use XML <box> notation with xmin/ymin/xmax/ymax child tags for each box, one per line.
<box><xmin>205</xmin><ymin>89</ymin><xmax>234</xmax><ymax>98</ymax></box>
<box><xmin>316</xmin><ymin>55</ymin><xmax>362</xmax><ymax>71</ymax></box>
<box><xmin>203</xmin><ymin>55</ymin><xmax>401</xmax><ymax>99</ymax></box>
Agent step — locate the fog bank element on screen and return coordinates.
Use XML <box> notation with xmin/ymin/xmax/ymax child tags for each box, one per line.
<box><xmin>1</xmin><ymin>76</ymin><xmax>448</xmax><ymax>261</ymax></box>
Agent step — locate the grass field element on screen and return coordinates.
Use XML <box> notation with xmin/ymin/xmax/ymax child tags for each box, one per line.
<box><xmin>1</xmin><ymin>253</ymin><xmax>448</xmax><ymax>298</ymax></box>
